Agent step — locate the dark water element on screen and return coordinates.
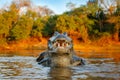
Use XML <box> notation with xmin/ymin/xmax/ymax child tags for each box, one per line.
<box><xmin>0</xmin><ymin>50</ymin><xmax>120</xmax><ymax>80</ymax></box>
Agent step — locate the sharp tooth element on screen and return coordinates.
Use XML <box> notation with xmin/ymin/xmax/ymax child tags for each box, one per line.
<box><xmin>62</xmin><ymin>43</ymin><xmax>64</xmax><ymax>47</ymax></box>
<box><xmin>66</xmin><ymin>43</ymin><xmax>68</xmax><ymax>47</ymax></box>
<box><xmin>58</xmin><ymin>43</ymin><xmax>60</xmax><ymax>47</ymax></box>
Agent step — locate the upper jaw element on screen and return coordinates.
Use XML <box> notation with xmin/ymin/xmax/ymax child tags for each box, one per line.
<box><xmin>48</xmin><ymin>38</ymin><xmax>72</xmax><ymax>55</ymax></box>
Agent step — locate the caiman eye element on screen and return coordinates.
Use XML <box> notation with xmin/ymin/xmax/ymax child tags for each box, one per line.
<box><xmin>57</xmin><ymin>40</ymin><xmax>60</xmax><ymax>42</ymax></box>
<box><xmin>62</xmin><ymin>40</ymin><xmax>65</xmax><ymax>42</ymax></box>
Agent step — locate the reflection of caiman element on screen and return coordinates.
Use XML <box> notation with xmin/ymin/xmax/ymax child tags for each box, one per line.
<box><xmin>36</xmin><ymin>32</ymin><xmax>85</xmax><ymax>67</ymax></box>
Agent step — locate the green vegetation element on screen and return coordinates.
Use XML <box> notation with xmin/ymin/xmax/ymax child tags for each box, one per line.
<box><xmin>0</xmin><ymin>0</ymin><xmax>120</xmax><ymax>48</ymax></box>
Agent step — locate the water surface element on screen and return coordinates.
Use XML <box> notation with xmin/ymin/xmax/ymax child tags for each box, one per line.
<box><xmin>0</xmin><ymin>50</ymin><xmax>120</xmax><ymax>80</ymax></box>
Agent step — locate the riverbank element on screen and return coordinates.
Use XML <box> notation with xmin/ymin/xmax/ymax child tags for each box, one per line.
<box><xmin>74</xmin><ymin>42</ymin><xmax>120</xmax><ymax>53</ymax></box>
<box><xmin>0</xmin><ymin>37</ymin><xmax>120</xmax><ymax>53</ymax></box>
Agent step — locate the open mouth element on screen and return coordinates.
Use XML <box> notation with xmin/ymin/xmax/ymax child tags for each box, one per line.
<box><xmin>49</xmin><ymin>38</ymin><xmax>72</xmax><ymax>55</ymax></box>
<box><xmin>52</xmin><ymin>38</ymin><xmax>71</xmax><ymax>49</ymax></box>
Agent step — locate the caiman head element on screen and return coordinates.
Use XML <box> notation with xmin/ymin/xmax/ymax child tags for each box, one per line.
<box><xmin>47</xmin><ymin>32</ymin><xmax>74</xmax><ymax>67</ymax></box>
<box><xmin>48</xmin><ymin>32</ymin><xmax>73</xmax><ymax>55</ymax></box>
<box><xmin>37</xmin><ymin>32</ymin><xmax>85</xmax><ymax>67</ymax></box>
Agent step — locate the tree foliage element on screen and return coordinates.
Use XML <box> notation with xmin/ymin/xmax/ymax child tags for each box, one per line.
<box><xmin>30</xmin><ymin>18</ymin><xmax>45</xmax><ymax>38</ymax></box>
<box><xmin>10</xmin><ymin>15</ymin><xmax>33</xmax><ymax>40</ymax></box>
<box><xmin>42</xmin><ymin>15</ymin><xmax>58</xmax><ymax>37</ymax></box>
<box><xmin>0</xmin><ymin>0</ymin><xmax>119</xmax><ymax>45</ymax></box>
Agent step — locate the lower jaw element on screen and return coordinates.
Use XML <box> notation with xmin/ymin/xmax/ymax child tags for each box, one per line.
<box><xmin>55</xmin><ymin>47</ymin><xmax>70</xmax><ymax>53</ymax></box>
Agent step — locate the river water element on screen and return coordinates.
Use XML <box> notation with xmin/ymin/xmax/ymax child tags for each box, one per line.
<box><xmin>0</xmin><ymin>50</ymin><xmax>120</xmax><ymax>80</ymax></box>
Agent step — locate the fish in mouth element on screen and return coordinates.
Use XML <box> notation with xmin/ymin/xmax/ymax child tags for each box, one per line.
<box><xmin>36</xmin><ymin>32</ymin><xmax>85</xmax><ymax>67</ymax></box>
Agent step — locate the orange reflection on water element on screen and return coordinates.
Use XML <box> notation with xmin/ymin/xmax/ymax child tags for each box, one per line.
<box><xmin>76</xmin><ymin>50</ymin><xmax>120</xmax><ymax>63</ymax></box>
<box><xmin>0</xmin><ymin>50</ymin><xmax>120</xmax><ymax>63</ymax></box>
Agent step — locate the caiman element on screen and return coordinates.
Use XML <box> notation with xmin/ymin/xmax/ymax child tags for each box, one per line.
<box><xmin>36</xmin><ymin>32</ymin><xmax>85</xmax><ymax>67</ymax></box>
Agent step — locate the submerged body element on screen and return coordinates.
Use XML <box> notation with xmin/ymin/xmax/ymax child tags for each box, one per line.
<box><xmin>36</xmin><ymin>32</ymin><xmax>85</xmax><ymax>67</ymax></box>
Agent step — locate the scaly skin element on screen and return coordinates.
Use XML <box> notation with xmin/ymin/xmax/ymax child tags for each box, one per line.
<box><xmin>36</xmin><ymin>32</ymin><xmax>85</xmax><ymax>67</ymax></box>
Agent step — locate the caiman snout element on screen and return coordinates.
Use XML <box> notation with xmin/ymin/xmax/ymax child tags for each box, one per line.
<box><xmin>53</xmin><ymin>39</ymin><xmax>70</xmax><ymax>48</ymax></box>
<box><xmin>52</xmin><ymin>39</ymin><xmax>71</xmax><ymax>54</ymax></box>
